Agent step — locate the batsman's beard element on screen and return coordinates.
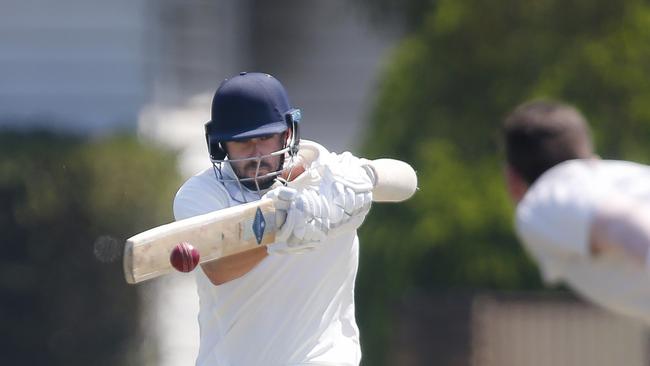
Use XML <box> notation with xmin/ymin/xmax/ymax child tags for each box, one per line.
<box><xmin>231</xmin><ymin>156</ymin><xmax>284</xmax><ymax>191</ymax></box>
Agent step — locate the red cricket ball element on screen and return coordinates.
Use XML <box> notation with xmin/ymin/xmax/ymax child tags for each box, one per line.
<box><xmin>170</xmin><ymin>242</ymin><xmax>200</xmax><ymax>273</ymax></box>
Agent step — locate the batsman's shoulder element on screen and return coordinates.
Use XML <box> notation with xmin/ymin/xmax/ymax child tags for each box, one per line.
<box><xmin>175</xmin><ymin>167</ymin><xmax>220</xmax><ymax>196</ymax></box>
<box><xmin>173</xmin><ymin>167</ymin><xmax>230</xmax><ymax>220</ymax></box>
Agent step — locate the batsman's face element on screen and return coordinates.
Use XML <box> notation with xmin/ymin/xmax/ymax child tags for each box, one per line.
<box><xmin>224</xmin><ymin>133</ymin><xmax>286</xmax><ymax>186</ymax></box>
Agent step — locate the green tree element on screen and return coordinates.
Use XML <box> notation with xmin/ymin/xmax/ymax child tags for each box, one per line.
<box><xmin>355</xmin><ymin>0</ymin><xmax>650</xmax><ymax>364</ymax></box>
<box><xmin>0</xmin><ymin>131</ymin><xmax>181</xmax><ymax>365</ymax></box>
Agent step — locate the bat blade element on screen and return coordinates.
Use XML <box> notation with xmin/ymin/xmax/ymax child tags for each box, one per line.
<box><xmin>123</xmin><ymin>198</ymin><xmax>277</xmax><ymax>284</ymax></box>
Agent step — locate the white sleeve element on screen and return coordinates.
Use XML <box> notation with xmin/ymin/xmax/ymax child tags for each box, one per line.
<box><xmin>173</xmin><ymin>174</ymin><xmax>230</xmax><ymax>221</ymax></box>
<box><xmin>515</xmin><ymin>160</ymin><xmax>607</xmax><ymax>282</ymax></box>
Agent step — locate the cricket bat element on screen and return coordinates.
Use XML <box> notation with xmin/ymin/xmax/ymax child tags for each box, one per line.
<box><xmin>123</xmin><ymin>158</ymin><xmax>417</xmax><ymax>284</ymax></box>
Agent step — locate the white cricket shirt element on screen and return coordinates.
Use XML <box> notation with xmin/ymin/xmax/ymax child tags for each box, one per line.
<box><xmin>516</xmin><ymin>159</ymin><xmax>650</xmax><ymax>324</ymax></box>
<box><xmin>173</xmin><ymin>141</ymin><xmax>361</xmax><ymax>366</ymax></box>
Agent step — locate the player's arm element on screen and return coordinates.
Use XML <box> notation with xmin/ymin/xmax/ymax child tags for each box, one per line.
<box><xmin>589</xmin><ymin>195</ymin><xmax>650</xmax><ymax>266</ymax></box>
<box><xmin>200</xmin><ymin>247</ymin><xmax>268</xmax><ymax>286</ymax></box>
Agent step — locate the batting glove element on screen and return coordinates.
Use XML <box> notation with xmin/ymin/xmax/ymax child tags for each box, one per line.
<box><xmin>264</xmin><ymin>186</ymin><xmax>329</xmax><ymax>254</ymax></box>
<box><xmin>320</xmin><ymin>151</ymin><xmax>374</xmax><ymax>234</ymax></box>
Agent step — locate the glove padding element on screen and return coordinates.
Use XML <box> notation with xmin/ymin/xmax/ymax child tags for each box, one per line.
<box><xmin>320</xmin><ymin>151</ymin><xmax>373</xmax><ymax>232</ymax></box>
<box><xmin>321</xmin><ymin>152</ymin><xmax>375</xmax><ymax>194</ymax></box>
<box><xmin>264</xmin><ymin>152</ymin><xmax>374</xmax><ymax>255</ymax></box>
<box><xmin>264</xmin><ymin>187</ymin><xmax>328</xmax><ymax>254</ymax></box>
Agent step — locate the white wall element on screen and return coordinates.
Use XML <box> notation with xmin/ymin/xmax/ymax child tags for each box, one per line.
<box><xmin>0</xmin><ymin>0</ymin><xmax>150</xmax><ymax>133</ymax></box>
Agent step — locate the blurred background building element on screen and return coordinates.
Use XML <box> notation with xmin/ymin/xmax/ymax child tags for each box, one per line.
<box><xmin>1</xmin><ymin>0</ymin><xmax>151</xmax><ymax>133</ymax></box>
<box><xmin>1</xmin><ymin>0</ymin><xmax>396</xmax><ymax>154</ymax></box>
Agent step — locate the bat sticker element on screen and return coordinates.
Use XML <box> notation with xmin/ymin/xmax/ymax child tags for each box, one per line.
<box><xmin>252</xmin><ymin>207</ymin><xmax>266</xmax><ymax>244</ymax></box>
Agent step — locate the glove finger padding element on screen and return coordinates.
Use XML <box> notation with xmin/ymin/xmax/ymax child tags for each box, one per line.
<box><xmin>330</xmin><ymin>182</ymin><xmax>356</xmax><ymax>222</ymax></box>
<box><xmin>282</xmin><ymin>190</ymin><xmax>329</xmax><ymax>249</ymax></box>
<box><xmin>264</xmin><ymin>150</ymin><xmax>375</xmax><ymax>254</ymax></box>
<box><xmin>265</xmin><ymin>186</ymin><xmax>297</xmax><ymax>211</ymax></box>
<box><xmin>264</xmin><ymin>187</ymin><xmax>312</xmax><ymax>254</ymax></box>
<box><xmin>264</xmin><ymin>186</ymin><xmax>330</xmax><ymax>254</ymax></box>
<box><xmin>296</xmin><ymin>189</ymin><xmax>331</xmax><ymax>229</ymax></box>
<box><xmin>328</xmin><ymin>182</ymin><xmax>346</xmax><ymax>224</ymax></box>
<box><xmin>288</xmin><ymin>217</ymin><xmax>327</xmax><ymax>247</ymax></box>
<box><xmin>318</xmin><ymin>151</ymin><xmax>374</xmax><ymax>235</ymax></box>
<box><xmin>343</xmin><ymin>183</ymin><xmax>356</xmax><ymax>216</ymax></box>
<box><xmin>329</xmin><ymin>190</ymin><xmax>372</xmax><ymax>231</ymax></box>
<box><xmin>360</xmin><ymin>189</ymin><xmax>372</xmax><ymax>214</ymax></box>
<box><xmin>322</xmin><ymin>152</ymin><xmax>374</xmax><ymax>193</ymax></box>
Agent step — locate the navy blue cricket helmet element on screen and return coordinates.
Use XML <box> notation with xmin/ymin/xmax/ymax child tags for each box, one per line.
<box><xmin>205</xmin><ymin>72</ymin><xmax>301</xmax><ymax>161</ymax></box>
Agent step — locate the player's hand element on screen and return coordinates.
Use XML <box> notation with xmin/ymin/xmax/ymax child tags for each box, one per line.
<box><xmin>264</xmin><ymin>186</ymin><xmax>328</xmax><ymax>254</ymax></box>
<box><xmin>320</xmin><ymin>152</ymin><xmax>373</xmax><ymax>233</ymax></box>
<box><xmin>264</xmin><ymin>152</ymin><xmax>374</xmax><ymax>254</ymax></box>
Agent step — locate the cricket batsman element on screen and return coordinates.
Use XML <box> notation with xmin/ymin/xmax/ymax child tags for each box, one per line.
<box><xmin>173</xmin><ymin>72</ymin><xmax>373</xmax><ymax>365</ymax></box>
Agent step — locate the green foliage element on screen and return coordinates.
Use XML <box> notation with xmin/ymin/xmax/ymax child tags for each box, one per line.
<box><xmin>0</xmin><ymin>131</ymin><xmax>181</xmax><ymax>365</ymax></box>
<box><xmin>356</xmin><ymin>0</ymin><xmax>650</xmax><ymax>364</ymax></box>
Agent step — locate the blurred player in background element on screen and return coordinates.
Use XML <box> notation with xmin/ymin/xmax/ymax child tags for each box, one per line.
<box><xmin>503</xmin><ymin>99</ymin><xmax>650</xmax><ymax>324</ymax></box>
<box><xmin>173</xmin><ymin>72</ymin><xmax>373</xmax><ymax>366</ymax></box>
